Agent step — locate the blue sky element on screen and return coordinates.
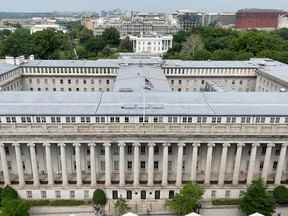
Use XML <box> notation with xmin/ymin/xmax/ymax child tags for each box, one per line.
<box><xmin>1</xmin><ymin>0</ymin><xmax>288</xmax><ymax>12</ymax></box>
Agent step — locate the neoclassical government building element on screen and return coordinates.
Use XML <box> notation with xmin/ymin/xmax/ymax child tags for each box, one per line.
<box><xmin>0</xmin><ymin>55</ymin><xmax>288</xmax><ymax>212</ymax></box>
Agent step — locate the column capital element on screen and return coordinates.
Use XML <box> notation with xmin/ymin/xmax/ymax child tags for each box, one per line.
<box><xmin>148</xmin><ymin>142</ymin><xmax>156</xmax><ymax>147</ymax></box>
<box><xmin>178</xmin><ymin>142</ymin><xmax>186</xmax><ymax>147</ymax></box>
<box><xmin>222</xmin><ymin>142</ymin><xmax>231</xmax><ymax>148</ymax></box>
<box><xmin>237</xmin><ymin>143</ymin><xmax>246</xmax><ymax>147</ymax></box>
<box><xmin>192</xmin><ymin>142</ymin><xmax>201</xmax><ymax>147</ymax></box>
<box><xmin>27</xmin><ymin>143</ymin><xmax>36</xmax><ymax>147</ymax></box>
<box><xmin>267</xmin><ymin>143</ymin><xmax>275</xmax><ymax>148</ymax></box>
<box><xmin>88</xmin><ymin>143</ymin><xmax>96</xmax><ymax>147</ymax></box>
<box><xmin>132</xmin><ymin>142</ymin><xmax>141</xmax><ymax>147</ymax></box>
<box><xmin>252</xmin><ymin>142</ymin><xmax>260</xmax><ymax>147</ymax></box>
<box><xmin>282</xmin><ymin>143</ymin><xmax>288</xmax><ymax>147</ymax></box>
<box><xmin>162</xmin><ymin>143</ymin><xmax>171</xmax><ymax>147</ymax></box>
<box><xmin>43</xmin><ymin>142</ymin><xmax>51</xmax><ymax>147</ymax></box>
<box><xmin>207</xmin><ymin>143</ymin><xmax>215</xmax><ymax>147</ymax></box>
<box><xmin>12</xmin><ymin>143</ymin><xmax>21</xmax><ymax>147</ymax></box>
<box><xmin>73</xmin><ymin>143</ymin><xmax>81</xmax><ymax>147</ymax></box>
<box><xmin>103</xmin><ymin>142</ymin><xmax>111</xmax><ymax>147</ymax></box>
<box><xmin>0</xmin><ymin>143</ymin><xmax>5</xmax><ymax>147</ymax></box>
<box><xmin>118</xmin><ymin>142</ymin><xmax>126</xmax><ymax>147</ymax></box>
<box><xmin>58</xmin><ymin>142</ymin><xmax>66</xmax><ymax>147</ymax></box>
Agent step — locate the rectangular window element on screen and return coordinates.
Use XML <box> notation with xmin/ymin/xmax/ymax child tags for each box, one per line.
<box><xmin>225</xmin><ymin>190</ymin><xmax>231</xmax><ymax>198</ymax></box>
<box><xmin>127</xmin><ymin>145</ymin><xmax>132</xmax><ymax>154</ymax></box>
<box><xmin>41</xmin><ymin>191</ymin><xmax>47</xmax><ymax>199</ymax></box>
<box><xmin>141</xmin><ymin>191</ymin><xmax>146</xmax><ymax>200</ymax></box>
<box><xmin>55</xmin><ymin>191</ymin><xmax>61</xmax><ymax>199</ymax></box>
<box><xmin>155</xmin><ymin>190</ymin><xmax>161</xmax><ymax>199</ymax></box>
<box><xmin>127</xmin><ymin>190</ymin><xmax>132</xmax><ymax>200</ymax></box>
<box><xmin>168</xmin><ymin>190</ymin><xmax>175</xmax><ymax>199</ymax></box>
<box><xmin>140</xmin><ymin>145</ymin><xmax>146</xmax><ymax>154</ymax></box>
<box><xmin>114</xmin><ymin>160</ymin><xmax>119</xmax><ymax>171</ymax></box>
<box><xmin>112</xmin><ymin>190</ymin><xmax>118</xmax><ymax>200</ymax></box>
<box><xmin>127</xmin><ymin>161</ymin><xmax>132</xmax><ymax>169</ymax></box>
<box><xmin>26</xmin><ymin>191</ymin><xmax>32</xmax><ymax>199</ymax></box>
<box><xmin>154</xmin><ymin>161</ymin><xmax>159</xmax><ymax>170</ymax></box>
<box><xmin>140</xmin><ymin>161</ymin><xmax>146</xmax><ymax>169</ymax></box>
<box><xmin>211</xmin><ymin>190</ymin><xmax>216</xmax><ymax>199</ymax></box>
<box><xmin>84</xmin><ymin>190</ymin><xmax>89</xmax><ymax>200</ymax></box>
<box><xmin>70</xmin><ymin>191</ymin><xmax>75</xmax><ymax>199</ymax></box>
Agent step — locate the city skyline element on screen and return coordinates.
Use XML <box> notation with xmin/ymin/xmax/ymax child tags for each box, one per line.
<box><xmin>1</xmin><ymin>0</ymin><xmax>288</xmax><ymax>13</ymax></box>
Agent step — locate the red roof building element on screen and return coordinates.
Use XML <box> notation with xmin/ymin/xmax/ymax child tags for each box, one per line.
<box><xmin>235</xmin><ymin>9</ymin><xmax>287</xmax><ymax>30</ymax></box>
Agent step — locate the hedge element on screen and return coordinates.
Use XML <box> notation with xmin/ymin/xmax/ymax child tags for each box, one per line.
<box><xmin>212</xmin><ymin>198</ymin><xmax>240</xmax><ymax>206</ymax></box>
<box><xmin>26</xmin><ymin>199</ymin><xmax>91</xmax><ymax>207</ymax></box>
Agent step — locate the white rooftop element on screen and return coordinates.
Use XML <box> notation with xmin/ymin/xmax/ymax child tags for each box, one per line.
<box><xmin>0</xmin><ymin>64</ymin><xmax>18</xmax><ymax>75</ymax></box>
<box><xmin>0</xmin><ymin>91</ymin><xmax>288</xmax><ymax>116</ymax></box>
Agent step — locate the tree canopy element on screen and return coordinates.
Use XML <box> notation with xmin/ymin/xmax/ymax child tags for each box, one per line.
<box><xmin>114</xmin><ymin>198</ymin><xmax>130</xmax><ymax>216</ymax></box>
<box><xmin>240</xmin><ymin>178</ymin><xmax>276</xmax><ymax>216</ymax></box>
<box><xmin>164</xmin><ymin>27</ymin><xmax>288</xmax><ymax>63</ymax></box>
<box><xmin>166</xmin><ymin>182</ymin><xmax>203</xmax><ymax>215</ymax></box>
<box><xmin>93</xmin><ymin>189</ymin><xmax>107</xmax><ymax>206</ymax></box>
<box><xmin>273</xmin><ymin>185</ymin><xmax>288</xmax><ymax>205</ymax></box>
<box><xmin>0</xmin><ymin>23</ymin><xmax>129</xmax><ymax>60</ymax></box>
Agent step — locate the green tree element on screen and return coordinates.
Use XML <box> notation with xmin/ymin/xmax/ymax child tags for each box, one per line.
<box><xmin>240</xmin><ymin>178</ymin><xmax>276</xmax><ymax>216</ymax></box>
<box><xmin>2</xmin><ymin>28</ymin><xmax>33</xmax><ymax>57</ymax></box>
<box><xmin>1</xmin><ymin>185</ymin><xmax>19</xmax><ymax>203</ymax></box>
<box><xmin>84</xmin><ymin>37</ymin><xmax>106</xmax><ymax>53</ymax></box>
<box><xmin>32</xmin><ymin>29</ymin><xmax>72</xmax><ymax>59</ymax></box>
<box><xmin>119</xmin><ymin>37</ymin><xmax>133</xmax><ymax>52</ymax></box>
<box><xmin>192</xmin><ymin>49</ymin><xmax>212</xmax><ymax>60</ymax></box>
<box><xmin>93</xmin><ymin>189</ymin><xmax>107</xmax><ymax>206</ymax></box>
<box><xmin>211</xmin><ymin>49</ymin><xmax>237</xmax><ymax>60</ymax></box>
<box><xmin>114</xmin><ymin>198</ymin><xmax>130</xmax><ymax>216</ymax></box>
<box><xmin>273</xmin><ymin>185</ymin><xmax>288</xmax><ymax>205</ymax></box>
<box><xmin>102</xmin><ymin>27</ymin><xmax>120</xmax><ymax>47</ymax></box>
<box><xmin>166</xmin><ymin>182</ymin><xmax>203</xmax><ymax>215</ymax></box>
<box><xmin>0</xmin><ymin>198</ymin><xmax>30</xmax><ymax>216</ymax></box>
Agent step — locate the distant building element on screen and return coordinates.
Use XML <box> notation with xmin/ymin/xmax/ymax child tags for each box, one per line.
<box><xmin>82</xmin><ymin>13</ymin><xmax>178</xmax><ymax>36</ymax></box>
<box><xmin>129</xmin><ymin>34</ymin><xmax>173</xmax><ymax>55</ymax></box>
<box><xmin>30</xmin><ymin>24</ymin><xmax>67</xmax><ymax>34</ymax></box>
<box><xmin>235</xmin><ymin>9</ymin><xmax>288</xmax><ymax>30</ymax></box>
<box><xmin>173</xmin><ymin>10</ymin><xmax>204</xmax><ymax>31</ymax></box>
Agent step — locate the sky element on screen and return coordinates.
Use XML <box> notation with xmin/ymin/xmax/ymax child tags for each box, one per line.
<box><xmin>1</xmin><ymin>0</ymin><xmax>288</xmax><ymax>12</ymax></box>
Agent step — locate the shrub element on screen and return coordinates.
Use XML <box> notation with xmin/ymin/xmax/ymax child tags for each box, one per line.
<box><xmin>0</xmin><ymin>196</ymin><xmax>30</xmax><ymax>216</ymax></box>
<box><xmin>273</xmin><ymin>186</ymin><xmax>288</xmax><ymax>204</ymax></box>
<box><xmin>212</xmin><ymin>198</ymin><xmax>240</xmax><ymax>206</ymax></box>
<box><xmin>1</xmin><ymin>185</ymin><xmax>19</xmax><ymax>202</ymax></box>
<box><xmin>93</xmin><ymin>189</ymin><xmax>107</xmax><ymax>206</ymax></box>
<box><xmin>26</xmin><ymin>199</ymin><xmax>89</xmax><ymax>206</ymax></box>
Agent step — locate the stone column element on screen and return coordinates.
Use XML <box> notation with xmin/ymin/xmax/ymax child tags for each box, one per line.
<box><xmin>204</xmin><ymin>143</ymin><xmax>215</xmax><ymax>185</ymax></box>
<box><xmin>0</xmin><ymin>143</ymin><xmax>10</xmax><ymax>185</ymax></box>
<box><xmin>232</xmin><ymin>143</ymin><xmax>245</xmax><ymax>185</ymax></box>
<box><xmin>44</xmin><ymin>143</ymin><xmax>54</xmax><ymax>186</ymax></box>
<box><xmin>104</xmin><ymin>143</ymin><xmax>111</xmax><ymax>186</ymax></box>
<box><xmin>28</xmin><ymin>143</ymin><xmax>39</xmax><ymax>186</ymax></box>
<box><xmin>191</xmin><ymin>142</ymin><xmax>200</xmax><ymax>182</ymax></box>
<box><xmin>262</xmin><ymin>143</ymin><xmax>274</xmax><ymax>184</ymax></box>
<box><xmin>13</xmin><ymin>143</ymin><xmax>24</xmax><ymax>186</ymax></box>
<box><xmin>89</xmin><ymin>143</ymin><xmax>96</xmax><ymax>186</ymax></box>
<box><xmin>74</xmin><ymin>143</ymin><xmax>82</xmax><ymax>186</ymax></box>
<box><xmin>118</xmin><ymin>142</ymin><xmax>126</xmax><ymax>186</ymax></box>
<box><xmin>148</xmin><ymin>142</ymin><xmax>155</xmax><ymax>186</ymax></box>
<box><xmin>275</xmin><ymin>143</ymin><xmax>288</xmax><ymax>185</ymax></box>
<box><xmin>218</xmin><ymin>142</ymin><xmax>230</xmax><ymax>185</ymax></box>
<box><xmin>162</xmin><ymin>143</ymin><xmax>170</xmax><ymax>186</ymax></box>
<box><xmin>58</xmin><ymin>143</ymin><xmax>68</xmax><ymax>186</ymax></box>
<box><xmin>247</xmin><ymin>143</ymin><xmax>259</xmax><ymax>184</ymax></box>
<box><xmin>176</xmin><ymin>142</ymin><xmax>185</xmax><ymax>186</ymax></box>
<box><xmin>133</xmin><ymin>143</ymin><xmax>140</xmax><ymax>186</ymax></box>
